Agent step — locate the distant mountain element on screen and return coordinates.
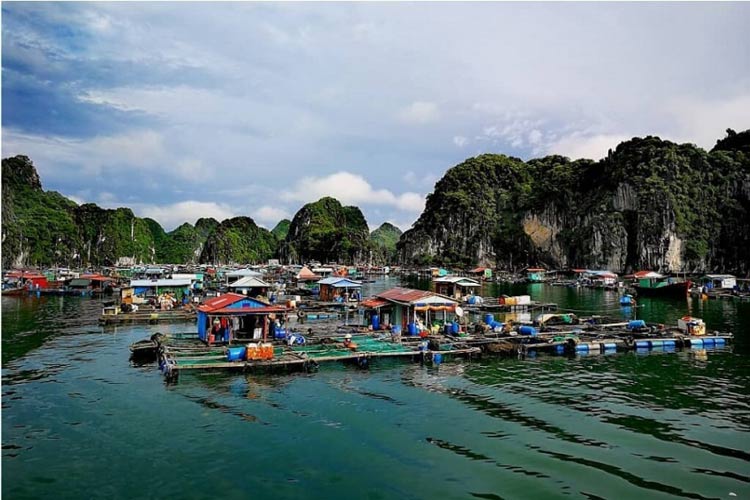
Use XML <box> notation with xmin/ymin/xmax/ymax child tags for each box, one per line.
<box><xmin>157</xmin><ymin>218</ymin><xmax>219</xmax><ymax>264</ymax></box>
<box><xmin>199</xmin><ymin>216</ymin><xmax>277</xmax><ymax>265</ymax></box>
<box><xmin>281</xmin><ymin>197</ymin><xmax>370</xmax><ymax>264</ymax></box>
<box><xmin>398</xmin><ymin>130</ymin><xmax>750</xmax><ymax>275</ymax></box>
<box><xmin>271</xmin><ymin>219</ymin><xmax>291</xmax><ymax>240</ymax></box>
<box><xmin>369</xmin><ymin>222</ymin><xmax>402</xmax><ymax>264</ymax></box>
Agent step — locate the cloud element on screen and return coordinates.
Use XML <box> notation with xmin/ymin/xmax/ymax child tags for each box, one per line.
<box><xmin>665</xmin><ymin>92</ymin><xmax>750</xmax><ymax>148</ymax></box>
<box><xmin>252</xmin><ymin>205</ymin><xmax>291</xmax><ymax>227</ymax></box>
<box><xmin>453</xmin><ymin>135</ymin><xmax>467</xmax><ymax>147</ymax></box>
<box><xmin>398</xmin><ymin>101</ymin><xmax>439</xmax><ymax>125</ymax></box>
<box><xmin>546</xmin><ymin>133</ymin><xmax>632</xmax><ymax>160</ymax></box>
<box><xmin>136</xmin><ymin>201</ymin><xmax>237</xmax><ymax>231</ymax></box>
<box><xmin>282</xmin><ymin>171</ymin><xmax>426</xmax><ymax>213</ymax></box>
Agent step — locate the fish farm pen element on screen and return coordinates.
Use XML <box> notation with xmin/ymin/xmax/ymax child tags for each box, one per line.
<box><xmin>131</xmin><ymin>321</ymin><xmax>733</xmax><ymax>383</ymax></box>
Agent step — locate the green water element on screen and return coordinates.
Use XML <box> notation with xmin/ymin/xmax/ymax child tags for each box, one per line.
<box><xmin>3</xmin><ymin>282</ymin><xmax>749</xmax><ymax>499</ymax></box>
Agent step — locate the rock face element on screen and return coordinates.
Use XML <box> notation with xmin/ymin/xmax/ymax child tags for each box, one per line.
<box><xmin>399</xmin><ymin>131</ymin><xmax>750</xmax><ymax>275</ymax></box>
<box><xmin>281</xmin><ymin>197</ymin><xmax>370</xmax><ymax>264</ymax></box>
<box><xmin>199</xmin><ymin>217</ymin><xmax>277</xmax><ymax>265</ymax></box>
<box><xmin>369</xmin><ymin>222</ymin><xmax>403</xmax><ymax>264</ymax></box>
<box><xmin>2</xmin><ymin>156</ymin><xmax>89</xmax><ymax>268</ymax></box>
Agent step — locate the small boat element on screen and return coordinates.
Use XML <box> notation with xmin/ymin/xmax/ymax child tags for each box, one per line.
<box><xmin>1</xmin><ymin>285</ymin><xmax>28</xmax><ymax>296</ymax></box>
<box><xmin>631</xmin><ymin>271</ymin><xmax>691</xmax><ymax>298</ymax></box>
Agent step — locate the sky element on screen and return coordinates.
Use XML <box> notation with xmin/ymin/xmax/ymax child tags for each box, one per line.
<box><xmin>2</xmin><ymin>2</ymin><xmax>749</xmax><ymax>232</ymax></box>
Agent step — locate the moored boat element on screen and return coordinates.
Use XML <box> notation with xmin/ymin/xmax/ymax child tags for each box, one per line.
<box><xmin>631</xmin><ymin>271</ymin><xmax>691</xmax><ymax>298</ymax></box>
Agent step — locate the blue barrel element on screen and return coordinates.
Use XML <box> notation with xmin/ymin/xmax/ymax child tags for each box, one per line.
<box><xmin>702</xmin><ymin>337</ymin><xmax>715</xmax><ymax>346</ymax></box>
<box><xmin>555</xmin><ymin>345</ymin><xmax>565</xmax><ymax>354</ymax></box>
<box><xmin>715</xmin><ymin>338</ymin><xmax>726</xmax><ymax>346</ymax></box>
<box><xmin>603</xmin><ymin>343</ymin><xmax>617</xmax><ymax>351</ymax></box>
<box><xmin>451</xmin><ymin>322</ymin><xmax>460</xmax><ymax>334</ymax></box>
<box><xmin>650</xmin><ymin>339</ymin><xmax>664</xmax><ymax>348</ymax></box>
<box><xmin>392</xmin><ymin>325</ymin><xmax>402</xmax><ymax>335</ymax></box>
<box><xmin>433</xmin><ymin>353</ymin><xmax>443</xmax><ymax>365</ymax></box>
<box><xmin>372</xmin><ymin>314</ymin><xmax>380</xmax><ymax>330</ymax></box>
<box><xmin>663</xmin><ymin>340</ymin><xmax>676</xmax><ymax>348</ymax></box>
<box><xmin>690</xmin><ymin>338</ymin><xmax>704</xmax><ymax>347</ymax></box>
<box><xmin>620</xmin><ymin>295</ymin><xmax>632</xmax><ymax>305</ymax></box>
<box><xmin>274</xmin><ymin>328</ymin><xmax>287</xmax><ymax>339</ymax></box>
<box><xmin>444</xmin><ymin>324</ymin><xmax>452</xmax><ymax>335</ymax></box>
<box><xmin>484</xmin><ymin>313</ymin><xmax>494</xmax><ymax>325</ymax></box>
<box><xmin>518</xmin><ymin>325</ymin><xmax>538</xmax><ymax>336</ymax></box>
<box><xmin>408</xmin><ymin>322</ymin><xmax>418</xmax><ymax>336</ymax></box>
<box><xmin>227</xmin><ymin>347</ymin><xmax>246</xmax><ymax>361</ymax></box>
<box><xmin>575</xmin><ymin>343</ymin><xmax>589</xmax><ymax>352</ymax></box>
<box><xmin>628</xmin><ymin>320</ymin><xmax>646</xmax><ymax>330</ymax></box>
<box><xmin>635</xmin><ymin>340</ymin><xmax>651</xmax><ymax>349</ymax></box>
<box><xmin>307</xmin><ymin>314</ymin><xmax>318</xmax><ymax>320</ymax></box>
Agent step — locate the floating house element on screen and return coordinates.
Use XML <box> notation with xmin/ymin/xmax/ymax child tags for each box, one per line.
<box><xmin>295</xmin><ymin>266</ymin><xmax>320</xmax><ymax>284</ymax></box>
<box><xmin>196</xmin><ymin>293</ymin><xmax>287</xmax><ymax>343</ymax></box>
<box><xmin>3</xmin><ymin>271</ymin><xmax>48</xmax><ymax>291</ymax></box>
<box><xmin>225</xmin><ymin>268</ymin><xmax>263</xmax><ymax>286</ymax></box>
<box><xmin>700</xmin><ymin>274</ymin><xmax>737</xmax><ymax>290</ymax></box>
<box><xmin>228</xmin><ymin>276</ymin><xmax>272</xmax><ymax>298</ymax></box>
<box><xmin>172</xmin><ymin>273</ymin><xmax>204</xmax><ymax>290</ymax></box>
<box><xmin>317</xmin><ymin>277</ymin><xmax>363</xmax><ymax>302</ymax></box>
<box><xmin>526</xmin><ymin>268</ymin><xmax>546</xmax><ymax>282</ymax></box>
<box><xmin>79</xmin><ymin>274</ymin><xmax>116</xmax><ymax>293</ymax></box>
<box><xmin>469</xmin><ymin>267</ymin><xmax>493</xmax><ymax>280</ymax></box>
<box><xmin>433</xmin><ymin>276</ymin><xmax>482</xmax><ymax>299</ymax></box>
<box><xmin>126</xmin><ymin>278</ymin><xmax>192</xmax><ymax>302</ymax></box>
<box><xmin>360</xmin><ymin>287</ymin><xmax>458</xmax><ymax>335</ymax></box>
<box><xmin>312</xmin><ymin>267</ymin><xmax>335</xmax><ymax>278</ymax></box>
<box><xmin>583</xmin><ymin>270</ymin><xmax>618</xmax><ymax>286</ymax></box>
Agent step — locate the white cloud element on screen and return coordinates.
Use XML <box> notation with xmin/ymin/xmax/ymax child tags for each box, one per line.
<box><xmin>252</xmin><ymin>205</ymin><xmax>291</xmax><ymax>227</ymax></box>
<box><xmin>2</xmin><ymin>128</ymin><xmax>206</xmax><ymax>181</ymax></box>
<box><xmin>136</xmin><ymin>201</ymin><xmax>236</xmax><ymax>231</ymax></box>
<box><xmin>398</xmin><ymin>101</ymin><xmax>439</xmax><ymax>125</ymax></box>
<box><xmin>665</xmin><ymin>92</ymin><xmax>750</xmax><ymax>148</ymax></box>
<box><xmin>453</xmin><ymin>135</ymin><xmax>468</xmax><ymax>147</ymax></box>
<box><xmin>546</xmin><ymin>133</ymin><xmax>631</xmax><ymax>160</ymax></box>
<box><xmin>282</xmin><ymin>171</ymin><xmax>426</xmax><ymax>213</ymax></box>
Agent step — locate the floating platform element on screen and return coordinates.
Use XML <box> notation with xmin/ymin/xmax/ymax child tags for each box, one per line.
<box><xmin>100</xmin><ymin>307</ymin><xmax>196</xmax><ymax>325</ymax></box>
<box><xmin>147</xmin><ymin>334</ymin><xmax>480</xmax><ymax>381</ymax></box>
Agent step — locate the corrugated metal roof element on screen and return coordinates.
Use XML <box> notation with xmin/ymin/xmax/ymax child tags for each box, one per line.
<box><xmin>360</xmin><ymin>297</ymin><xmax>390</xmax><ymax>308</ymax></box>
<box><xmin>632</xmin><ymin>271</ymin><xmax>664</xmax><ymax>279</ymax></box>
<box><xmin>376</xmin><ymin>287</ymin><xmax>457</xmax><ymax>305</ymax></box>
<box><xmin>129</xmin><ymin>279</ymin><xmax>191</xmax><ymax>287</ymax></box>
<box><xmin>433</xmin><ymin>276</ymin><xmax>481</xmax><ymax>286</ymax></box>
<box><xmin>226</xmin><ymin>269</ymin><xmax>263</xmax><ymax>278</ymax></box>
<box><xmin>203</xmin><ymin>306</ymin><xmax>287</xmax><ymax>315</ymax></box>
<box><xmin>229</xmin><ymin>276</ymin><xmax>271</xmax><ymax>288</ymax></box>
<box><xmin>318</xmin><ymin>277</ymin><xmax>362</xmax><ymax>287</ymax></box>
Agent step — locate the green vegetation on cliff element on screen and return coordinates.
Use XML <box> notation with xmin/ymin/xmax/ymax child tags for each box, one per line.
<box><xmin>199</xmin><ymin>217</ymin><xmax>277</xmax><ymax>265</ymax></box>
<box><xmin>271</xmin><ymin>219</ymin><xmax>291</xmax><ymax>240</ymax></box>
<box><xmin>157</xmin><ymin>218</ymin><xmax>219</xmax><ymax>264</ymax></box>
<box><xmin>2</xmin><ymin>156</ymin><xmax>82</xmax><ymax>268</ymax></box>
<box><xmin>369</xmin><ymin>222</ymin><xmax>402</xmax><ymax>263</ymax></box>
<box><xmin>398</xmin><ymin>130</ymin><xmax>750</xmax><ymax>275</ymax></box>
<box><xmin>74</xmin><ymin>204</ymin><xmax>156</xmax><ymax>266</ymax></box>
<box><xmin>282</xmin><ymin>197</ymin><xmax>370</xmax><ymax>264</ymax></box>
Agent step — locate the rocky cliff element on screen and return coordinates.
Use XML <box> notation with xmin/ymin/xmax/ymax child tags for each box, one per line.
<box><xmin>199</xmin><ymin>217</ymin><xmax>277</xmax><ymax>265</ymax></box>
<box><xmin>398</xmin><ymin>130</ymin><xmax>750</xmax><ymax>275</ymax></box>
<box><xmin>281</xmin><ymin>197</ymin><xmax>370</xmax><ymax>264</ymax></box>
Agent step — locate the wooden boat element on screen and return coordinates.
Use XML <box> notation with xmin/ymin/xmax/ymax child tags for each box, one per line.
<box><xmin>1</xmin><ymin>286</ymin><xmax>28</xmax><ymax>296</ymax></box>
<box><xmin>631</xmin><ymin>271</ymin><xmax>691</xmax><ymax>298</ymax></box>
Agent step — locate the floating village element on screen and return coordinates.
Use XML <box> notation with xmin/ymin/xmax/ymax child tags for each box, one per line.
<box><xmin>2</xmin><ymin>263</ymin><xmax>743</xmax><ymax>383</ymax></box>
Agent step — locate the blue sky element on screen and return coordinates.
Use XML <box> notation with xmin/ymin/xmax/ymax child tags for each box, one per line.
<box><xmin>3</xmin><ymin>2</ymin><xmax>749</xmax><ymax>231</ymax></box>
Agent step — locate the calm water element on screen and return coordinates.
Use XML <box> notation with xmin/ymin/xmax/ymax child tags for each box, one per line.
<box><xmin>3</xmin><ymin>280</ymin><xmax>750</xmax><ymax>499</ymax></box>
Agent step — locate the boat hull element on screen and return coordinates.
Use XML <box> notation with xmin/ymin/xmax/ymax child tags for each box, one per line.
<box><xmin>634</xmin><ymin>280</ymin><xmax>691</xmax><ymax>298</ymax></box>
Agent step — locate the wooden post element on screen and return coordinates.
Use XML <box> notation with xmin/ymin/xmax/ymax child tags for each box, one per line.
<box><xmin>262</xmin><ymin>315</ymin><xmax>268</xmax><ymax>342</ymax></box>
